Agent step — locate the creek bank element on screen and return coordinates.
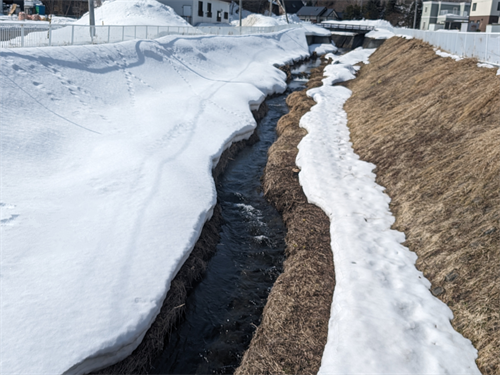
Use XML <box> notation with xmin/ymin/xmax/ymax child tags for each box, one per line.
<box><xmin>343</xmin><ymin>37</ymin><xmax>499</xmax><ymax>374</ymax></box>
<box><xmin>92</xmin><ymin>59</ymin><xmax>310</xmax><ymax>375</ymax></box>
<box><xmin>236</xmin><ymin>58</ymin><xmax>335</xmax><ymax>375</ymax></box>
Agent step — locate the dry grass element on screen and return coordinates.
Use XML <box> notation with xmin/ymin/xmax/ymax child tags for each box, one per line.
<box><xmin>236</xmin><ymin>58</ymin><xmax>335</xmax><ymax>375</ymax></box>
<box><xmin>344</xmin><ymin>37</ymin><xmax>500</xmax><ymax>374</ymax></box>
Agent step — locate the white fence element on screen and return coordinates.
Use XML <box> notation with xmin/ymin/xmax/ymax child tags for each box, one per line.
<box><xmin>0</xmin><ymin>23</ymin><xmax>301</xmax><ymax>48</ymax></box>
<box><xmin>396</xmin><ymin>28</ymin><xmax>500</xmax><ymax>65</ymax></box>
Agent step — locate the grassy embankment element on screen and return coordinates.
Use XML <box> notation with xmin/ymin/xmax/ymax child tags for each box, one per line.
<box><xmin>344</xmin><ymin>37</ymin><xmax>499</xmax><ymax>374</ymax></box>
<box><xmin>238</xmin><ymin>37</ymin><xmax>499</xmax><ymax>374</ymax></box>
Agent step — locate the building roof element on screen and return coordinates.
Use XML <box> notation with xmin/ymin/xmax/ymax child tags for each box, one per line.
<box><xmin>297</xmin><ymin>6</ymin><xmax>326</xmax><ymax>17</ymax></box>
<box><xmin>322</xmin><ymin>8</ymin><xmax>337</xmax><ymax>17</ymax></box>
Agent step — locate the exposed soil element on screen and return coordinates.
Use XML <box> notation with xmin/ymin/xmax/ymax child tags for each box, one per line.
<box><xmin>92</xmin><ymin>105</ymin><xmax>265</xmax><ymax>375</ymax></box>
<box><xmin>343</xmin><ymin>37</ymin><xmax>499</xmax><ymax>374</ymax></box>
<box><xmin>235</xmin><ymin>59</ymin><xmax>336</xmax><ymax>375</ymax></box>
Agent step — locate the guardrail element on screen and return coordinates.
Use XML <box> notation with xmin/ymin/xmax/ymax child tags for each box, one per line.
<box><xmin>0</xmin><ymin>23</ymin><xmax>301</xmax><ymax>48</ymax></box>
<box><xmin>396</xmin><ymin>28</ymin><xmax>500</xmax><ymax>65</ymax></box>
<box><xmin>321</xmin><ymin>23</ymin><xmax>375</xmax><ymax>32</ymax></box>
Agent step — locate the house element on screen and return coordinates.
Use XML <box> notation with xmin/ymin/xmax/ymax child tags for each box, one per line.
<box><xmin>469</xmin><ymin>0</ymin><xmax>500</xmax><ymax>31</ymax></box>
<box><xmin>296</xmin><ymin>6</ymin><xmax>328</xmax><ymax>23</ymax></box>
<box><xmin>420</xmin><ymin>1</ymin><xmax>471</xmax><ymax>30</ymax></box>
<box><xmin>158</xmin><ymin>0</ymin><xmax>231</xmax><ymax>25</ymax></box>
<box><xmin>319</xmin><ymin>8</ymin><xmax>339</xmax><ymax>22</ymax></box>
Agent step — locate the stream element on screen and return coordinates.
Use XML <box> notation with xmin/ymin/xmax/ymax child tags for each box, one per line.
<box><xmin>153</xmin><ymin>59</ymin><xmax>320</xmax><ymax>374</ymax></box>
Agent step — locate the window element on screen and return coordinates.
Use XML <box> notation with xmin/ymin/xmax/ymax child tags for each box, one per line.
<box><xmin>224</xmin><ymin>11</ymin><xmax>228</xmax><ymax>19</ymax></box>
<box><xmin>207</xmin><ymin>3</ymin><xmax>212</xmax><ymax>17</ymax></box>
<box><xmin>424</xmin><ymin>6</ymin><xmax>428</xmax><ymax>13</ymax></box>
<box><xmin>497</xmin><ymin>2</ymin><xmax>500</xmax><ymax>10</ymax></box>
<box><xmin>216</xmin><ymin>10</ymin><xmax>221</xmax><ymax>21</ymax></box>
<box><xmin>423</xmin><ymin>22</ymin><xmax>426</xmax><ymax>29</ymax></box>
<box><xmin>472</xmin><ymin>3</ymin><xmax>476</xmax><ymax>11</ymax></box>
<box><xmin>198</xmin><ymin>1</ymin><xmax>203</xmax><ymax>17</ymax></box>
<box><xmin>453</xmin><ymin>7</ymin><xmax>458</xmax><ymax>14</ymax></box>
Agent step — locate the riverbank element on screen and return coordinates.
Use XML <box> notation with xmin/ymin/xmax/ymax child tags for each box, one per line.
<box><xmin>236</xmin><ymin>58</ymin><xmax>335</xmax><ymax>375</ymax></box>
<box><xmin>92</xmin><ymin>104</ymin><xmax>266</xmax><ymax>375</ymax></box>
<box><xmin>343</xmin><ymin>37</ymin><xmax>499</xmax><ymax>374</ymax></box>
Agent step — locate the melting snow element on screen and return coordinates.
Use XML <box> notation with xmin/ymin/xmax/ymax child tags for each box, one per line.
<box><xmin>0</xmin><ymin>27</ymin><xmax>309</xmax><ymax>374</ymax></box>
<box><xmin>296</xmin><ymin>48</ymin><xmax>481</xmax><ymax>374</ymax></box>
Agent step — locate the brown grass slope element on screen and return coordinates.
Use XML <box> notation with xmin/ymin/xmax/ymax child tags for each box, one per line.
<box><xmin>344</xmin><ymin>37</ymin><xmax>499</xmax><ymax>374</ymax></box>
<box><xmin>235</xmin><ymin>61</ymin><xmax>335</xmax><ymax>375</ymax></box>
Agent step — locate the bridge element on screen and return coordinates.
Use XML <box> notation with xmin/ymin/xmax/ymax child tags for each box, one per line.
<box><xmin>321</xmin><ymin>23</ymin><xmax>375</xmax><ymax>34</ymax></box>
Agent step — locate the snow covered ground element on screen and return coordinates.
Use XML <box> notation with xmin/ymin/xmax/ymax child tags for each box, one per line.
<box><xmin>234</xmin><ymin>13</ymin><xmax>331</xmax><ymax>37</ymax></box>
<box><xmin>0</xmin><ymin>25</ymin><xmax>309</xmax><ymax>375</ymax></box>
<box><xmin>296</xmin><ymin>47</ymin><xmax>481</xmax><ymax>374</ymax></box>
<box><xmin>0</xmin><ymin>0</ymin><xmax>193</xmax><ymax>47</ymax></box>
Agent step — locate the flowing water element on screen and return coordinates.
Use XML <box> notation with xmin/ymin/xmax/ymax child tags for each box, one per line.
<box><xmin>154</xmin><ymin>60</ymin><xmax>319</xmax><ymax>374</ymax></box>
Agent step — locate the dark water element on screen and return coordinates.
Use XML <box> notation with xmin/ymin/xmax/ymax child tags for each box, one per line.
<box><xmin>153</xmin><ymin>61</ymin><xmax>318</xmax><ymax>375</ymax></box>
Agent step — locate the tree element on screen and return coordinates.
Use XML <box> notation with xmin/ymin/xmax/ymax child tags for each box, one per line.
<box><xmin>385</xmin><ymin>0</ymin><xmax>397</xmax><ymax>15</ymax></box>
<box><xmin>401</xmin><ymin>0</ymin><xmax>422</xmax><ymax>28</ymax></box>
<box><xmin>362</xmin><ymin>0</ymin><xmax>382</xmax><ymax>19</ymax></box>
<box><xmin>343</xmin><ymin>4</ymin><xmax>363</xmax><ymax>20</ymax></box>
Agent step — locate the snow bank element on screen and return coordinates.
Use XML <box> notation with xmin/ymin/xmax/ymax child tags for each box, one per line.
<box><xmin>295</xmin><ymin>48</ymin><xmax>481</xmax><ymax>374</ymax></box>
<box><xmin>75</xmin><ymin>0</ymin><xmax>190</xmax><ymax>26</ymax></box>
<box><xmin>309</xmin><ymin>43</ymin><xmax>337</xmax><ymax>55</ymax></box>
<box><xmin>1</xmin><ymin>0</ymin><xmax>191</xmax><ymax>47</ymax></box>
<box><xmin>435</xmin><ymin>48</ymin><xmax>463</xmax><ymax>61</ymax></box>
<box><xmin>0</xmin><ymin>29</ymin><xmax>309</xmax><ymax>375</ymax></box>
<box><xmin>365</xmin><ymin>27</ymin><xmax>395</xmax><ymax>39</ymax></box>
<box><xmin>231</xmin><ymin>13</ymin><xmax>330</xmax><ymax>36</ymax></box>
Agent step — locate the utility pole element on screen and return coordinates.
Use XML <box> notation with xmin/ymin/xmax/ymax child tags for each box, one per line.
<box><xmin>239</xmin><ymin>0</ymin><xmax>242</xmax><ymax>26</ymax></box>
<box><xmin>279</xmin><ymin>0</ymin><xmax>289</xmax><ymax>23</ymax></box>
<box><xmin>88</xmin><ymin>0</ymin><xmax>95</xmax><ymax>39</ymax></box>
<box><xmin>269</xmin><ymin>0</ymin><xmax>272</xmax><ymax>16</ymax></box>
<box><xmin>413</xmin><ymin>0</ymin><xmax>418</xmax><ymax>28</ymax></box>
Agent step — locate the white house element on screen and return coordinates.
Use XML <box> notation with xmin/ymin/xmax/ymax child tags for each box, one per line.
<box><xmin>158</xmin><ymin>0</ymin><xmax>231</xmax><ymax>25</ymax></box>
<box><xmin>469</xmin><ymin>0</ymin><xmax>500</xmax><ymax>31</ymax></box>
<box><xmin>420</xmin><ymin>1</ymin><xmax>471</xmax><ymax>30</ymax></box>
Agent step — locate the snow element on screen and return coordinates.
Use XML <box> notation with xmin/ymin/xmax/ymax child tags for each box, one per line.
<box><xmin>365</xmin><ymin>27</ymin><xmax>395</xmax><ymax>39</ymax></box>
<box><xmin>0</xmin><ymin>27</ymin><xmax>309</xmax><ymax>375</ymax></box>
<box><xmin>231</xmin><ymin>13</ymin><xmax>330</xmax><ymax>36</ymax></box>
<box><xmin>0</xmin><ymin>0</ymin><xmax>192</xmax><ymax>47</ymax></box>
<box><xmin>75</xmin><ymin>0</ymin><xmax>190</xmax><ymax>26</ymax></box>
<box><xmin>309</xmin><ymin>43</ymin><xmax>337</xmax><ymax>55</ymax></box>
<box><xmin>295</xmin><ymin>47</ymin><xmax>481</xmax><ymax>374</ymax></box>
<box><xmin>435</xmin><ymin>48</ymin><xmax>463</xmax><ymax>61</ymax></box>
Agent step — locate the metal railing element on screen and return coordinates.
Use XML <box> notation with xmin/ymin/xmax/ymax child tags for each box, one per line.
<box><xmin>0</xmin><ymin>22</ymin><xmax>301</xmax><ymax>48</ymax></box>
<box><xmin>396</xmin><ymin>28</ymin><xmax>500</xmax><ymax>65</ymax></box>
<box><xmin>321</xmin><ymin>23</ymin><xmax>375</xmax><ymax>32</ymax></box>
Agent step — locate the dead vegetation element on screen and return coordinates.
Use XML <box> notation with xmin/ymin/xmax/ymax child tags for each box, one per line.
<box><xmin>344</xmin><ymin>37</ymin><xmax>499</xmax><ymax>374</ymax></box>
<box><xmin>235</xmin><ymin>59</ymin><xmax>335</xmax><ymax>375</ymax></box>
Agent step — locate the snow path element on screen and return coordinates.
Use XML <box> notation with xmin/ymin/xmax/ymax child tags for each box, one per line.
<box><xmin>0</xmin><ymin>30</ymin><xmax>309</xmax><ymax>374</ymax></box>
<box><xmin>295</xmin><ymin>48</ymin><xmax>481</xmax><ymax>374</ymax></box>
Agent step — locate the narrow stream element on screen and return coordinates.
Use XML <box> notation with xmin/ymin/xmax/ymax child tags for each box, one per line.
<box><xmin>153</xmin><ymin>60</ymin><xmax>319</xmax><ymax>374</ymax></box>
